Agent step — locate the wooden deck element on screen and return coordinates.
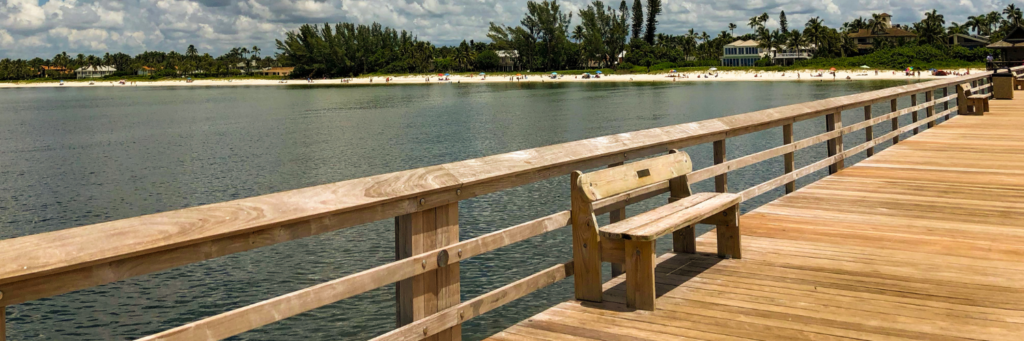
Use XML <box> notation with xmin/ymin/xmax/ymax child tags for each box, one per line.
<box><xmin>486</xmin><ymin>96</ymin><xmax>1024</xmax><ymax>340</ymax></box>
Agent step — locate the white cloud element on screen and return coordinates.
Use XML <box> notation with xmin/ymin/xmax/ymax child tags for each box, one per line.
<box><xmin>0</xmin><ymin>0</ymin><xmax>1018</xmax><ymax>59</ymax></box>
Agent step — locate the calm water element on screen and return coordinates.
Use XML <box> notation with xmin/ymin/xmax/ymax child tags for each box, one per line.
<box><xmin>0</xmin><ymin>80</ymin><xmax>931</xmax><ymax>340</ymax></box>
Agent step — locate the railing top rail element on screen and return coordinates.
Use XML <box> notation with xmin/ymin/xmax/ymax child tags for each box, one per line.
<box><xmin>0</xmin><ymin>71</ymin><xmax>993</xmax><ymax>287</ymax></box>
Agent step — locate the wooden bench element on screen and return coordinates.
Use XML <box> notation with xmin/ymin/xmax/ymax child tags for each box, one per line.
<box><xmin>570</xmin><ymin>150</ymin><xmax>741</xmax><ymax>311</ymax></box>
<box><xmin>958</xmin><ymin>83</ymin><xmax>990</xmax><ymax>115</ymax></box>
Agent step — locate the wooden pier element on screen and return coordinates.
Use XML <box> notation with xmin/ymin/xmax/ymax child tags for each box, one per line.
<box><xmin>1</xmin><ymin>68</ymin><xmax>1022</xmax><ymax>341</ymax></box>
<box><xmin>488</xmin><ymin>88</ymin><xmax>1024</xmax><ymax>341</ymax></box>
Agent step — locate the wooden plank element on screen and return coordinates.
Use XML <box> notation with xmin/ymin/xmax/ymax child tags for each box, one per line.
<box><xmin>825</xmin><ymin>112</ymin><xmax>843</xmax><ymax>174</ymax></box>
<box><xmin>373</xmin><ymin>262</ymin><xmax>573</xmax><ymax>341</ymax></box>
<box><xmin>863</xmin><ymin>106</ymin><xmax>874</xmax><ymax>157</ymax></box>
<box><xmin>608</xmin><ymin>162</ymin><xmax>626</xmax><ymax>278</ymax></box>
<box><xmin>136</xmin><ymin>211</ymin><xmax>570</xmax><ymax>341</ymax></box>
<box><xmin>431</xmin><ymin>203</ymin><xmax>460</xmax><ymax>341</ymax></box>
<box><xmin>624</xmin><ymin>240</ymin><xmax>656</xmax><ymax>310</ymax></box>
<box><xmin>396</xmin><ymin>214</ymin><xmax>414</xmax><ymax>327</ymax></box>
<box><xmin>570</xmin><ymin>171</ymin><xmax>602</xmax><ymax>303</ymax></box>
<box><xmin>714</xmin><ymin>205</ymin><xmax>741</xmax><ymax>259</ymax></box>
<box><xmin>1</xmin><ymin>73</ymin><xmax>993</xmax><ymax>304</ymax></box>
<box><xmin>783</xmin><ymin>124</ymin><xmax>796</xmax><ymax>194</ymax></box>
<box><xmin>669</xmin><ymin>160</ymin><xmax>696</xmax><ymax>254</ymax></box>
<box><xmin>576</xmin><ymin>152</ymin><xmax>692</xmax><ymax>202</ymax></box>
<box><xmin>598</xmin><ymin>193</ymin><xmax>733</xmax><ymax>241</ymax></box>
<box><xmin>713</xmin><ymin>140</ymin><xmax>727</xmax><ymax>193</ymax></box>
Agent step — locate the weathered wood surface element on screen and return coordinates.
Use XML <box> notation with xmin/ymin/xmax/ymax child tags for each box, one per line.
<box><xmin>0</xmin><ymin>73</ymin><xmax>995</xmax><ymax>308</ymax></box>
<box><xmin>485</xmin><ymin>87</ymin><xmax>1024</xmax><ymax>341</ymax></box>
<box><xmin>599</xmin><ymin>193</ymin><xmax>740</xmax><ymax>241</ymax></box>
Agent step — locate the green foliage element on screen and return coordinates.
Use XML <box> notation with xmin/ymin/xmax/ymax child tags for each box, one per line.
<box><xmin>794</xmin><ymin>45</ymin><xmax>989</xmax><ymax>69</ymax></box>
<box><xmin>475</xmin><ymin>50</ymin><xmax>500</xmax><ymax>71</ymax></box>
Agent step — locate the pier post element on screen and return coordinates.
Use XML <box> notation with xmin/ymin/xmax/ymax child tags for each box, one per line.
<box><xmin>926</xmin><ymin>91</ymin><xmax>936</xmax><ymax>129</ymax></box>
<box><xmin>783</xmin><ymin>124</ymin><xmax>796</xmax><ymax>194</ymax></box>
<box><xmin>943</xmin><ymin>87</ymin><xmax>951</xmax><ymax>120</ymax></box>
<box><xmin>863</xmin><ymin>106</ymin><xmax>874</xmax><ymax>157</ymax></box>
<box><xmin>911</xmin><ymin>94</ymin><xmax>919</xmax><ymax>135</ymax></box>
<box><xmin>890</xmin><ymin>99</ymin><xmax>900</xmax><ymax>144</ymax></box>
<box><xmin>713</xmin><ymin>140</ymin><xmax>727</xmax><ymax>193</ymax></box>
<box><xmin>826</xmin><ymin>112</ymin><xmax>844</xmax><ymax>174</ymax></box>
<box><xmin>608</xmin><ymin>162</ymin><xmax>626</xmax><ymax>278</ymax></box>
<box><xmin>395</xmin><ymin>203</ymin><xmax>461</xmax><ymax>340</ymax></box>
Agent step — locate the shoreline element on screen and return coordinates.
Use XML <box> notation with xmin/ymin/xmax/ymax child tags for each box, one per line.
<box><xmin>0</xmin><ymin>69</ymin><xmax>984</xmax><ymax>88</ymax></box>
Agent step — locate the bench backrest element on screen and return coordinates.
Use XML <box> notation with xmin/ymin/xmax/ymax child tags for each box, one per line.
<box><xmin>576</xmin><ymin>151</ymin><xmax>692</xmax><ymax>202</ymax></box>
<box><xmin>959</xmin><ymin>83</ymin><xmax>974</xmax><ymax>96</ymax></box>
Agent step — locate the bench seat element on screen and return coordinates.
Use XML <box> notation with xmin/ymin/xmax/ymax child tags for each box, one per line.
<box><xmin>600</xmin><ymin>192</ymin><xmax>740</xmax><ymax>241</ymax></box>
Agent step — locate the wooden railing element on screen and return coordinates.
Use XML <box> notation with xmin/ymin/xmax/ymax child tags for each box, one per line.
<box><xmin>0</xmin><ymin>67</ymin><xmax>1015</xmax><ymax>341</ymax></box>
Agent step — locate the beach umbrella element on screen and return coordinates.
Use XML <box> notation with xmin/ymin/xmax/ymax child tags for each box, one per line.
<box><xmin>445</xmin><ymin>73</ymin><xmax>450</xmax><ymax>76</ymax></box>
<box><xmin>516</xmin><ymin>73</ymin><xmax>522</xmax><ymax>76</ymax></box>
<box><xmin>709</xmin><ymin>67</ymin><xmax>718</xmax><ymax>71</ymax></box>
<box><xmin>596</xmin><ymin>70</ymin><xmax>603</xmax><ymax>74</ymax></box>
<box><xmin>438</xmin><ymin>73</ymin><xmax>444</xmax><ymax>77</ymax></box>
<box><xmin>829</xmin><ymin>67</ymin><xmax>836</xmax><ymax>72</ymax></box>
<box><xmin>670</xmin><ymin>69</ymin><xmax>676</xmax><ymax>73</ymax></box>
<box><xmin>860</xmin><ymin>65</ymin><xmax>871</xmax><ymax>69</ymax></box>
<box><xmin>479</xmin><ymin>72</ymin><xmax>485</xmax><ymax>75</ymax></box>
<box><xmin>552</xmin><ymin>72</ymin><xmax>558</xmax><ymax>75</ymax></box>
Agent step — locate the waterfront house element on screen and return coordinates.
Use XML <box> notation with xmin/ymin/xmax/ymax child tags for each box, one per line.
<box><xmin>848</xmin><ymin>13</ymin><xmax>917</xmax><ymax>53</ymax></box>
<box><xmin>948</xmin><ymin>34</ymin><xmax>989</xmax><ymax>49</ymax></box>
<box><xmin>988</xmin><ymin>26</ymin><xmax>1024</xmax><ymax>62</ymax></box>
<box><xmin>39</xmin><ymin>66</ymin><xmax>71</xmax><ymax>78</ymax></box>
<box><xmin>497</xmin><ymin>50</ymin><xmax>519</xmax><ymax>71</ymax></box>
<box><xmin>75</xmin><ymin>65</ymin><xmax>117</xmax><ymax>79</ymax></box>
<box><xmin>137</xmin><ymin>66</ymin><xmax>158</xmax><ymax>76</ymax></box>
<box><xmin>259</xmin><ymin>67</ymin><xmax>294</xmax><ymax>77</ymax></box>
<box><xmin>721</xmin><ymin>40</ymin><xmax>765</xmax><ymax>66</ymax></box>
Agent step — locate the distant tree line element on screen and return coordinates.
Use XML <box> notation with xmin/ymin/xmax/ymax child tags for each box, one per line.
<box><xmin>2</xmin><ymin>1</ymin><xmax>1022</xmax><ymax>81</ymax></box>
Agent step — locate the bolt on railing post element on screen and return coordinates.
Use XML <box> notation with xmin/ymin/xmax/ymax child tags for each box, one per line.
<box><xmin>890</xmin><ymin>99</ymin><xmax>900</xmax><ymax>145</ymax></box>
<box><xmin>911</xmin><ymin>94</ymin><xmax>919</xmax><ymax>135</ymax></box>
<box><xmin>826</xmin><ymin>112</ymin><xmax>844</xmax><ymax>174</ymax></box>
<box><xmin>608</xmin><ymin>162</ymin><xmax>626</xmax><ymax>278</ymax></box>
<box><xmin>713</xmin><ymin>140</ymin><xmax>727</xmax><ymax>193</ymax></box>
<box><xmin>783</xmin><ymin>124</ymin><xmax>796</xmax><ymax>194</ymax></box>
<box><xmin>395</xmin><ymin>202</ymin><xmax>461</xmax><ymax>340</ymax></box>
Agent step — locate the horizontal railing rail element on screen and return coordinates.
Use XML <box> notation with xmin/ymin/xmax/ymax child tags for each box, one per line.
<box><xmin>2</xmin><ymin>66</ymin><xmax>1018</xmax><ymax>341</ymax></box>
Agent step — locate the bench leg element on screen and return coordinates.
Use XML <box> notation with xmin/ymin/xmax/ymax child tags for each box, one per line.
<box><xmin>625</xmin><ymin>239</ymin><xmax>656</xmax><ymax>311</ymax></box>
<box><xmin>716</xmin><ymin>204</ymin><xmax>741</xmax><ymax>260</ymax></box>
<box><xmin>983</xmin><ymin>99</ymin><xmax>990</xmax><ymax>113</ymax></box>
<box><xmin>672</xmin><ymin>225</ymin><xmax>696</xmax><ymax>254</ymax></box>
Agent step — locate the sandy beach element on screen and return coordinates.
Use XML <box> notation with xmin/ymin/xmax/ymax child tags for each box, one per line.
<box><xmin>0</xmin><ymin>69</ymin><xmax>984</xmax><ymax>88</ymax></box>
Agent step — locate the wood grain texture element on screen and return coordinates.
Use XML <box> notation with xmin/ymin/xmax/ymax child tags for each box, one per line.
<box><xmin>577</xmin><ymin>152</ymin><xmax>692</xmax><ymax>202</ymax></box>
<box><xmin>0</xmin><ymin>73</ymin><xmax>994</xmax><ymax>308</ymax></box>
<box><xmin>137</xmin><ymin>211</ymin><xmax>570</xmax><ymax>341</ymax></box>
<box><xmin>599</xmin><ymin>193</ymin><xmax>740</xmax><ymax>241</ymax></box>
<box><xmin>783</xmin><ymin>124</ymin><xmax>796</xmax><ymax>194</ymax></box>
<box><xmin>372</xmin><ymin>262</ymin><xmax>573</xmax><ymax>341</ymax></box>
<box><xmin>487</xmin><ymin>82</ymin><xmax>1024</xmax><ymax>341</ymax></box>
<box><xmin>863</xmin><ymin>106</ymin><xmax>874</xmax><ymax>157</ymax></box>
<box><xmin>713</xmin><ymin>140</ymin><xmax>727</xmax><ymax>193</ymax></box>
<box><xmin>570</xmin><ymin>171</ymin><xmax>602</xmax><ymax>303</ymax></box>
<box><xmin>624</xmin><ymin>240</ymin><xmax>656</xmax><ymax>311</ymax></box>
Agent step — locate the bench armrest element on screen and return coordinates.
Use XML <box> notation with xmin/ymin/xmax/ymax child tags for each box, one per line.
<box><xmin>600</xmin><ymin>192</ymin><xmax>741</xmax><ymax>241</ymax></box>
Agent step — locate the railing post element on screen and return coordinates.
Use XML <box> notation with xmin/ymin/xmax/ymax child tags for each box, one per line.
<box><xmin>570</xmin><ymin>171</ymin><xmax>602</xmax><ymax>303</ymax></box>
<box><xmin>890</xmin><ymin>99</ymin><xmax>900</xmax><ymax>145</ymax></box>
<box><xmin>863</xmin><ymin>106</ymin><xmax>874</xmax><ymax>157</ymax></box>
<box><xmin>608</xmin><ymin>162</ymin><xmax>626</xmax><ymax>278</ymax></box>
<box><xmin>826</xmin><ymin>112</ymin><xmax>844</xmax><ymax>174</ymax></box>
<box><xmin>926</xmin><ymin>91</ymin><xmax>936</xmax><ymax>129</ymax></box>
<box><xmin>944</xmin><ymin>87</ymin><xmax>952</xmax><ymax>120</ymax></box>
<box><xmin>713</xmin><ymin>140</ymin><xmax>727</xmax><ymax>193</ymax></box>
<box><xmin>911</xmin><ymin>94</ymin><xmax>919</xmax><ymax>135</ymax></box>
<box><xmin>783</xmin><ymin>124</ymin><xmax>796</xmax><ymax>194</ymax></box>
<box><xmin>395</xmin><ymin>202</ymin><xmax>461</xmax><ymax>340</ymax></box>
<box><xmin>668</xmin><ymin>151</ymin><xmax>696</xmax><ymax>254</ymax></box>
<box><xmin>957</xmin><ymin>83</ymin><xmax>969</xmax><ymax>116</ymax></box>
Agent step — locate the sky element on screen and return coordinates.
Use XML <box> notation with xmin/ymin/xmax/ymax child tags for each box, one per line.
<box><xmin>0</xmin><ymin>0</ymin><xmax>1018</xmax><ymax>59</ymax></box>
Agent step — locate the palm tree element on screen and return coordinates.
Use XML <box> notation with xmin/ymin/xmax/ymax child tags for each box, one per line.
<box><xmin>1005</xmin><ymin>4</ymin><xmax>1023</xmax><ymax>27</ymax></box>
<box><xmin>948</xmin><ymin>22</ymin><xmax>968</xmax><ymax>36</ymax></box>
<box><xmin>986</xmin><ymin>11</ymin><xmax>1003</xmax><ymax>35</ymax></box>
<box><xmin>571</xmin><ymin>25</ymin><xmax>585</xmax><ymax>43</ymax></box>
<box><xmin>728</xmin><ymin>23</ymin><xmax>736</xmax><ymax>35</ymax></box>
<box><xmin>966</xmin><ymin>15</ymin><xmax>985</xmax><ymax>35</ymax></box>
<box><xmin>868</xmin><ymin>13</ymin><xmax>888</xmax><ymax>34</ymax></box>
<box><xmin>804</xmin><ymin>17</ymin><xmax>825</xmax><ymax>54</ymax></box>
<box><xmin>251</xmin><ymin>46</ymin><xmax>261</xmax><ymax>71</ymax></box>
<box><xmin>748</xmin><ymin>15</ymin><xmax>762</xmax><ymax>30</ymax></box>
<box><xmin>787</xmin><ymin>30</ymin><xmax>806</xmax><ymax>52</ymax></box>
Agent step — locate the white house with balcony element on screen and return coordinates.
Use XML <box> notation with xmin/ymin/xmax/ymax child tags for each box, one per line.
<box><xmin>75</xmin><ymin>65</ymin><xmax>117</xmax><ymax>79</ymax></box>
<box><xmin>721</xmin><ymin>40</ymin><xmax>813</xmax><ymax>66</ymax></box>
<box><xmin>721</xmin><ymin>40</ymin><xmax>766</xmax><ymax>66</ymax></box>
